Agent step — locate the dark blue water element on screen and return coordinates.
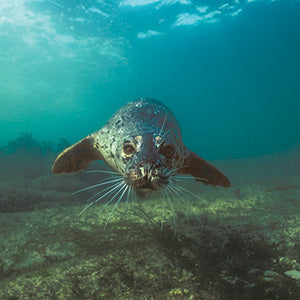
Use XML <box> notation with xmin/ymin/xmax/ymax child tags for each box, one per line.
<box><xmin>0</xmin><ymin>0</ymin><xmax>299</xmax><ymax>159</ymax></box>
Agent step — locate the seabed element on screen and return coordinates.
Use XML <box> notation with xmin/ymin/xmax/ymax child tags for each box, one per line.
<box><xmin>0</xmin><ymin>142</ymin><xmax>299</xmax><ymax>299</ymax></box>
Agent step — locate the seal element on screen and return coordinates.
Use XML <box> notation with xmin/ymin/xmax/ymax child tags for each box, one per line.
<box><xmin>52</xmin><ymin>98</ymin><xmax>230</xmax><ymax>194</ymax></box>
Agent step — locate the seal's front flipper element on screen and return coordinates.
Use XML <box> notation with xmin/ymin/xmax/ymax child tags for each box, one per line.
<box><xmin>179</xmin><ymin>151</ymin><xmax>230</xmax><ymax>187</ymax></box>
<box><xmin>52</xmin><ymin>134</ymin><xmax>103</xmax><ymax>174</ymax></box>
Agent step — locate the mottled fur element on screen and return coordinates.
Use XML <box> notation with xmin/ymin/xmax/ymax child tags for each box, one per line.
<box><xmin>52</xmin><ymin>98</ymin><xmax>230</xmax><ymax>192</ymax></box>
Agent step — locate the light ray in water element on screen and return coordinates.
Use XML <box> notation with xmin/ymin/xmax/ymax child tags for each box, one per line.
<box><xmin>45</xmin><ymin>0</ymin><xmax>64</xmax><ymax>8</ymax></box>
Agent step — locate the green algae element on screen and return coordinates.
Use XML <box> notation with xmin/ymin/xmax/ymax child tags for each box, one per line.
<box><xmin>0</xmin><ymin>189</ymin><xmax>299</xmax><ymax>299</ymax></box>
<box><xmin>0</xmin><ymin>153</ymin><xmax>299</xmax><ymax>299</ymax></box>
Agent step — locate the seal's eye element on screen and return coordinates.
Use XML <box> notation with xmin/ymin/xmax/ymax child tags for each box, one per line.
<box><xmin>159</xmin><ymin>143</ymin><xmax>175</xmax><ymax>159</ymax></box>
<box><xmin>122</xmin><ymin>142</ymin><xmax>136</xmax><ymax>156</ymax></box>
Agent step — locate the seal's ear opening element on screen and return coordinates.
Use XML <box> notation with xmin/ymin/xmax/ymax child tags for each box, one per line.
<box><xmin>52</xmin><ymin>134</ymin><xmax>102</xmax><ymax>174</ymax></box>
<box><xmin>179</xmin><ymin>151</ymin><xmax>230</xmax><ymax>187</ymax></box>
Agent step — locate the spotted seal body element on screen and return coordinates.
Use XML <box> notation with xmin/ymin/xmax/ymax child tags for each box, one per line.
<box><xmin>52</xmin><ymin>98</ymin><xmax>230</xmax><ymax>192</ymax></box>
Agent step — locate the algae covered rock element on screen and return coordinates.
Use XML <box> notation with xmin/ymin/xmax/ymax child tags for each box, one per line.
<box><xmin>284</xmin><ymin>270</ymin><xmax>300</xmax><ymax>280</ymax></box>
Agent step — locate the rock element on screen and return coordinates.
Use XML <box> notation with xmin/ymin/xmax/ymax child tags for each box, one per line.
<box><xmin>284</xmin><ymin>270</ymin><xmax>300</xmax><ymax>280</ymax></box>
<box><xmin>262</xmin><ymin>270</ymin><xmax>280</xmax><ymax>282</ymax></box>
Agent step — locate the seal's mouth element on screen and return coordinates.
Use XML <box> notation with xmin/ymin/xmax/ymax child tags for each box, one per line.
<box><xmin>124</xmin><ymin>166</ymin><xmax>169</xmax><ymax>192</ymax></box>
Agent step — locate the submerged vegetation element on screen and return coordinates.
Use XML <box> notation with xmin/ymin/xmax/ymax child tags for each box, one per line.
<box><xmin>0</xmin><ymin>133</ymin><xmax>72</xmax><ymax>182</ymax></box>
<box><xmin>0</xmin><ymin>132</ymin><xmax>70</xmax><ymax>155</ymax></box>
<box><xmin>0</xmin><ymin>190</ymin><xmax>299</xmax><ymax>299</ymax></box>
<box><xmin>0</xmin><ymin>134</ymin><xmax>299</xmax><ymax>299</ymax></box>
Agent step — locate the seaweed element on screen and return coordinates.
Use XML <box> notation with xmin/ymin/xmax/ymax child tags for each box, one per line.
<box><xmin>0</xmin><ymin>132</ymin><xmax>70</xmax><ymax>155</ymax></box>
<box><xmin>0</xmin><ymin>134</ymin><xmax>299</xmax><ymax>299</ymax></box>
<box><xmin>1</xmin><ymin>205</ymin><xmax>299</xmax><ymax>300</ymax></box>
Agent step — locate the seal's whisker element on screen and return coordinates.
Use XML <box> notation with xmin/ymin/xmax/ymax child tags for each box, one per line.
<box><xmin>78</xmin><ymin>181</ymin><xmax>124</xmax><ymax>215</ymax></box>
<box><xmin>172</xmin><ymin>185</ymin><xmax>199</xmax><ymax>204</ymax></box>
<box><xmin>131</xmin><ymin>188</ymin><xmax>137</xmax><ymax>208</ymax></box>
<box><xmin>172</xmin><ymin>176</ymin><xmax>208</xmax><ymax>182</ymax></box>
<box><xmin>86</xmin><ymin>170</ymin><xmax>121</xmax><ymax>175</ymax></box>
<box><xmin>169</xmin><ymin>181</ymin><xmax>197</xmax><ymax>200</ymax></box>
<box><xmin>86</xmin><ymin>181</ymin><xmax>122</xmax><ymax>203</ymax></box>
<box><xmin>104</xmin><ymin>184</ymin><xmax>129</xmax><ymax>229</ymax></box>
<box><xmin>167</xmin><ymin>183</ymin><xmax>192</xmax><ymax>225</ymax></box>
<box><xmin>88</xmin><ymin>175</ymin><xmax>123</xmax><ymax>187</ymax></box>
<box><xmin>166</xmin><ymin>164</ymin><xmax>195</xmax><ymax>176</ymax></box>
<box><xmin>50</xmin><ymin>98</ymin><xmax>231</xmax><ymax>231</ymax></box>
<box><xmin>125</xmin><ymin>186</ymin><xmax>132</xmax><ymax>212</ymax></box>
<box><xmin>160</xmin><ymin>128</ymin><xmax>171</xmax><ymax>141</ymax></box>
<box><xmin>167</xmin><ymin>182</ymin><xmax>189</xmax><ymax>206</ymax></box>
<box><xmin>158</xmin><ymin>112</ymin><xmax>168</xmax><ymax>138</ymax></box>
<box><xmin>160</xmin><ymin>190</ymin><xmax>167</xmax><ymax>231</ymax></box>
<box><xmin>165</xmin><ymin>185</ymin><xmax>177</xmax><ymax>235</ymax></box>
<box><xmin>95</xmin><ymin>181</ymin><xmax>125</xmax><ymax>206</ymax></box>
<box><xmin>72</xmin><ymin>177</ymin><xmax>123</xmax><ymax>195</ymax></box>
<box><xmin>98</xmin><ymin>182</ymin><xmax>126</xmax><ymax>223</ymax></box>
<box><xmin>165</xmin><ymin>167</ymin><xmax>182</xmax><ymax>175</ymax></box>
<box><xmin>169</xmin><ymin>180</ymin><xmax>204</xmax><ymax>201</ymax></box>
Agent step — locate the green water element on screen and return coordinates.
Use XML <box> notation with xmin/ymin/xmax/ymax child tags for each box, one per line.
<box><xmin>0</xmin><ymin>0</ymin><xmax>299</xmax><ymax>159</ymax></box>
<box><xmin>0</xmin><ymin>1</ymin><xmax>299</xmax><ymax>299</ymax></box>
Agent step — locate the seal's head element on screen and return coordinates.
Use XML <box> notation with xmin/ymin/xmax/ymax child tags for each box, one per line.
<box><xmin>52</xmin><ymin>98</ymin><xmax>230</xmax><ymax>196</ymax></box>
<box><xmin>119</xmin><ymin>133</ymin><xmax>177</xmax><ymax>193</ymax></box>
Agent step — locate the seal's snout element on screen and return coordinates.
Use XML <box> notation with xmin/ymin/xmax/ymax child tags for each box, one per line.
<box><xmin>138</xmin><ymin>165</ymin><xmax>149</xmax><ymax>179</ymax></box>
<box><xmin>125</xmin><ymin>163</ymin><xmax>169</xmax><ymax>192</ymax></box>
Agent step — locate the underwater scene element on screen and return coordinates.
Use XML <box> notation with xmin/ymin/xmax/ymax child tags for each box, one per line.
<box><xmin>0</xmin><ymin>0</ymin><xmax>300</xmax><ymax>299</ymax></box>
